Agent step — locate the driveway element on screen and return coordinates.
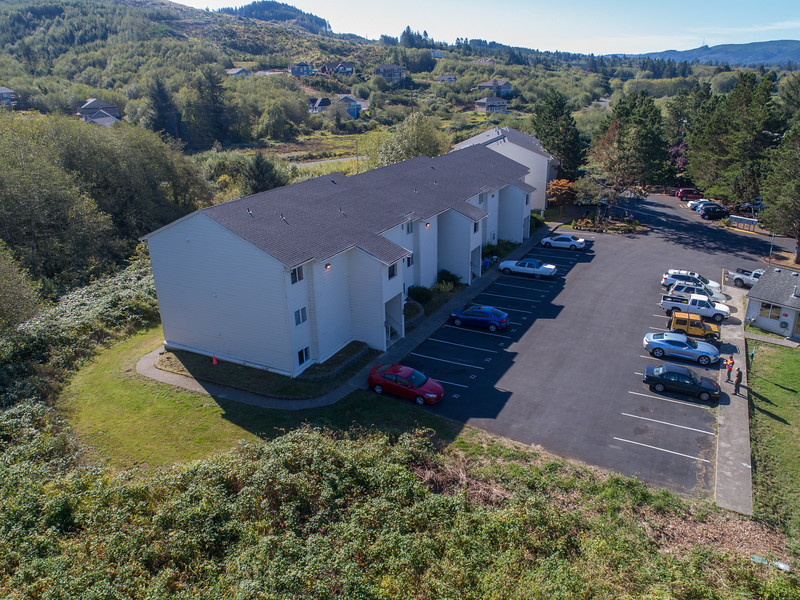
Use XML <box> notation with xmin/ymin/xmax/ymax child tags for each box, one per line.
<box><xmin>402</xmin><ymin>194</ymin><xmax>779</xmax><ymax>496</ymax></box>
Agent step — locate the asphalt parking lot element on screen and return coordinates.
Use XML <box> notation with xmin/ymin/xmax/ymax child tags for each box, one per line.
<box><xmin>401</xmin><ymin>194</ymin><xmax>781</xmax><ymax>496</ymax></box>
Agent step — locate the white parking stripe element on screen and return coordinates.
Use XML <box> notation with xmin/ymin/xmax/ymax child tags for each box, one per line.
<box><xmin>509</xmin><ymin>321</ymin><xmax>523</xmax><ymax>325</ymax></box>
<box><xmin>501</xmin><ymin>274</ymin><xmax>554</xmax><ymax>285</ymax></box>
<box><xmin>479</xmin><ymin>292</ymin><xmax>541</xmax><ymax>302</ymax></box>
<box><xmin>442</xmin><ymin>325</ymin><xmax>511</xmax><ymax>338</ymax></box>
<box><xmin>428</xmin><ymin>338</ymin><xmax>498</xmax><ymax>353</ymax></box>
<box><xmin>621</xmin><ymin>413</ymin><xmax>715</xmax><ymax>435</ymax></box>
<box><xmin>486</xmin><ymin>305</ymin><xmax>535</xmax><ymax>314</ymax></box>
<box><xmin>649</xmin><ymin>326</ymin><xmax>669</xmax><ymax>331</ymax></box>
<box><xmin>613</xmin><ymin>437</ymin><xmax>710</xmax><ymax>463</ymax></box>
<box><xmin>640</xmin><ymin>354</ymin><xmax>660</xmax><ymax>360</ymax></box>
<box><xmin>634</xmin><ymin>372</ymin><xmax>643</xmax><ymax>375</ymax></box>
<box><xmin>628</xmin><ymin>390</ymin><xmax>710</xmax><ymax>409</ymax></box>
<box><xmin>652</xmin><ymin>314</ymin><xmax>670</xmax><ymax>319</ymax></box>
<box><xmin>494</xmin><ymin>282</ymin><xmax>551</xmax><ymax>292</ymax></box>
<box><xmin>409</xmin><ymin>353</ymin><xmax>484</xmax><ymax>369</ymax></box>
<box><xmin>435</xmin><ymin>379</ymin><xmax>469</xmax><ymax>388</ymax></box>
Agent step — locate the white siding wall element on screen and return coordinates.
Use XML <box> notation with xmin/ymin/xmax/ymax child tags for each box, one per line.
<box><xmin>745</xmin><ymin>299</ymin><xmax>800</xmax><ymax>337</ymax></box>
<box><xmin>488</xmin><ymin>144</ymin><xmax>550</xmax><ymax>211</ymax></box>
<box><xmin>147</xmin><ymin>213</ymin><xmax>293</xmax><ymax>374</ymax></box>
<box><xmin>438</xmin><ymin>209</ymin><xmax>471</xmax><ymax>284</ymax></box>
<box><xmin>497</xmin><ymin>185</ymin><xmax>527</xmax><ymax>243</ymax></box>
<box><xmin>303</xmin><ymin>254</ymin><xmax>353</xmax><ymax>367</ymax></box>
<box><xmin>416</xmin><ymin>215</ymin><xmax>438</xmax><ymax>288</ymax></box>
<box><xmin>347</xmin><ymin>249</ymin><xmax>388</xmax><ymax>350</ymax></box>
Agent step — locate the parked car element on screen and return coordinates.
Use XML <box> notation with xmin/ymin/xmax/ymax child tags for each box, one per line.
<box><xmin>725</xmin><ymin>268</ymin><xmax>764</xmax><ymax>288</ymax></box>
<box><xmin>660</xmin><ymin>293</ymin><xmax>730</xmax><ymax>323</ymax></box>
<box><xmin>676</xmin><ymin>187</ymin><xmax>703</xmax><ymax>200</ymax></box>
<box><xmin>368</xmin><ymin>364</ymin><xmax>444</xmax><ymax>405</ymax></box>
<box><xmin>498</xmin><ymin>258</ymin><xmax>557</xmax><ymax>278</ymax></box>
<box><xmin>450</xmin><ymin>304</ymin><xmax>509</xmax><ymax>332</ymax></box>
<box><xmin>643</xmin><ymin>363</ymin><xmax>720</xmax><ymax>402</ymax></box>
<box><xmin>642</xmin><ymin>332</ymin><xmax>720</xmax><ymax>365</ymax></box>
<box><xmin>661</xmin><ymin>269</ymin><xmax>721</xmax><ymax>291</ymax></box>
<box><xmin>541</xmin><ymin>234</ymin><xmax>585</xmax><ymax>250</ymax></box>
<box><xmin>699</xmin><ymin>204</ymin><xmax>729</xmax><ymax>220</ymax></box>
<box><xmin>668</xmin><ymin>311</ymin><xmax>721</xmax><ymax>346</ymax></box>
<box><xmin>667</xmin><ymin>282</ymin><xmax>726</xmax><ymax>303</ymax></box>
<box><xmin>693</xmin><ymin>200</ymin><xmax>719</xmax><ymax>212</ymax></box>
<box><xmin>739</xmin><ymin>198</ymin><xmax>765</xmax><ymax>212</ymax></box>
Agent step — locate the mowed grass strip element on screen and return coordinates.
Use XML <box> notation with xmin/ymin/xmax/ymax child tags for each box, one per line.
<box><xmin>58</xmin><ymin>326</ymin><xmax>458</xmax><ymax>468</ymax></box>
<box><xmin>747</xmin><ymin>341</ymin><xmax>800</xmax><ymax>549</ymax></box>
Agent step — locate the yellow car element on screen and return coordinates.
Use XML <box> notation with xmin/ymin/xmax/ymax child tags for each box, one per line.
<box><xmin>668</xmin><ymin>311</ymin><xmax>720</xmax><ymax>346</ymax></box>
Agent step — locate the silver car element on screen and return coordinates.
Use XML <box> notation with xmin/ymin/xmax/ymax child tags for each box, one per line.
<box><xmin>667</xmin><ymin>283</ymin><xmax>726</xmax><ymax>303</ymax></box>
<box><xmin>642</xmin><ymin>332</ymin><xmax>720</xmax><ymax>366</ymax></box>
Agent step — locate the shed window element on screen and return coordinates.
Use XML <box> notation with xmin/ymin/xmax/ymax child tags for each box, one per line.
<box><xmin>759</xmin><ymin>302</ymin><xmax>781</xmax><ymax>320</ymax></box>
<box><xmin>290</xmin><ymin>266</ymin><xmax>304</xmax><ymax>284</ymax></box>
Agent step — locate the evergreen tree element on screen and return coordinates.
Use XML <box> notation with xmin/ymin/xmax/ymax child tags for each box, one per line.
<box><xmin>529</xmin><ymin>88</ymin><xmax>584</xmax><ymax>179</ymax></box>
<box><xmin>146</xmin><ymin>77</ymin><xmax>180</xmax><ymax>140</ymax></box>
<box><xmin>760</xmin><ymin>126</ymin><xmax>800</xmax><ymax>264</ymax></box>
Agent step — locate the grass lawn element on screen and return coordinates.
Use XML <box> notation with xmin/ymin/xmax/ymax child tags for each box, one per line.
<box><xmin>747</xmin><ymin>340</ymin><xmax>800</xmax><ymax>556</ymax></box>
<box><xmin>58</xmin><ymin>326</ymin><xmax>460</xmax><ymax>469</ymax></box>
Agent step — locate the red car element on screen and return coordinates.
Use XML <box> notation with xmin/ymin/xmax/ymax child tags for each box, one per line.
<box><xmin>368</xmin><ymin>364</ymin><xmax>444</xmax><ymax>405</ymax></box>
<box><xmin>676</xmin><ymin>187</ymin><xmax>703</xmax><ymax>200</ymax></box>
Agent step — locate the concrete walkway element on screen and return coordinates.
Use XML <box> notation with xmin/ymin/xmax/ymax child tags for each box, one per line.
<box><xmin>137</xmin><ymin>223</ymin><xmax>557</xmax><ymax>411</ymax></box>
<box><xmin>743</xmin><ymin>332</ymin><xmax>800</xmax><ymax>348</ymax></box>
<box><xmin>714</xmin><ymin>285</ymin><xmax>754</xmax><ymax>515</ymax></box>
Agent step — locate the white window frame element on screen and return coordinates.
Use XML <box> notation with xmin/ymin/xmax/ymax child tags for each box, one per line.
<box><xmin>290</xmin><ymin>266</ymin><xmax>304</xmax><ymax>284</ymax></box>
<box><xmin>294</xmin><ymin>306</ymin><xmax>308</xmax><ymax>326</ymax></box>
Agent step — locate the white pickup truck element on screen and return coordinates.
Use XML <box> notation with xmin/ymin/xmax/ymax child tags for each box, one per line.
<box><xmin>660</xmin><ymin>293</ymin><xmax>730</xmax><ymax>323</ymax></box>
<box><xmin>725</xmin><ymin>268</ymin><xmax>764</xmax><ymax>288</ymax></box>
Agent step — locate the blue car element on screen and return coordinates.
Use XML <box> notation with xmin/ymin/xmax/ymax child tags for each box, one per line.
<box><xmin>450</xmin><ymin>304</ymin><xmax>509</xmax><ymax>332</ymax></box>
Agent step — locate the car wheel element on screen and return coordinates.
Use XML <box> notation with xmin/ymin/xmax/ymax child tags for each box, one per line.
<box><xmin>373</xmin><ymin>384</ymin><xmax>384</xmax><ymax>395</ymax></box>
<box><xmin>543</xmin><ymin>242</ymin><xmax>551</xmax><ymax>248</ymax></box>
<box><xmin>734</xmin><ymin>279</ymin><xmax>744</xmax><ymax>288</ymax></box>
<box><xmin>702</xmin><ymin>214</ymin><xmax>709</xmax><ymax>219</ymax></box>
<box><xmin>665</xmin><ymin>309</ymin><xmax>674</xmax><ymax>317</ymax></box>
<box><xmin>503</xmin><ymin>268</ymin><xmax>511</xmax><ymax>275</ymax></box>
<box><xmin>415</xmin><ymin>395</ymin><xmax>425</xmax><ymax>406</ymax></box>
<box><xmin>698</xmin><ymin>355</ymin><xmax>711</xmax><ymax>366</ymax></box>
<box><xmin>453</xmin><ymin>318</ymin><xmax>462</xmax><ymax>327</ymax></box>
<box><xmin>654</xmin><ymin>383</ymin><xmax>665</xmax><ymax>393</ymax></box>
<box><xmin>569</xmin><ymin>244</ymin><xmax>577</xmax><ymax>250</ymax></box>
<box><xmin>699</xmin><ymin>391</ymin><xmax>711</xmax><ymax>402</ymax></box>
<box><xmin>488</xmin><ymin>323</ymin><xmax>498</xmax><ymax>332</ymax></box>
<box><xmin>652</xmin><ymin>348</ymin><xmax>665</xmax><ymax>358</ymax></box>
<box><xmin>712</xmin><ymin>314</ymin><xmax>724</xmax><ymax>323</ymax></box>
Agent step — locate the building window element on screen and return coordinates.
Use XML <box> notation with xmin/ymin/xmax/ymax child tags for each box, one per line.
<box><xmin>525</xmin><ymin>194</ymin><xmax>530</xmax><ymax>205</ymax></box>
<box><xmin>290</xmin><ymin>266</ymin><xmax>304</xmax><ymax>284</ymax></box>
<box><xmin>759</xmin><ymin>302</ymin><xmax>782</xmax><ymax>320</ymax></box>
<box><xmin>388</xmin><ymin>263</ymin><xmax>397</xmax><ymax>279</ymax></box>
<box><xmin>473</xmin><ymin>221</ymin><xmax>479</xmax><ymax>233</ymax></box>
<box><xmin>407</xmin><ymin>254</ymin><xmax>414</xmax><ymax>267</ymax></box>
<box><xmin>406</xmin><ymin>221</ymin><xmax>414</xmax><ymax>234</ymax></box>
<box><xmin>298</xmin><ymin>346</ymin><xmax>310</xmax><ymax>365</ymax></box>
<box><xmin>294</xmin><ymin>306</ymin><xmax>308</xmax><ymax>326</ymax></box>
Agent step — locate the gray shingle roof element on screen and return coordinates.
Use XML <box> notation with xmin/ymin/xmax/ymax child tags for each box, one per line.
<box><xmin>746</xmin><ymin>267</ymin><xmax>800</xmax><ymax>311</ymax></box>
<box><xmin>453</xmin><ymin>127</ymin><xmax>557</xmax><ymax>163</ymax></box>
<box><xmin>187</xmin><ymin>145</ymin><xmax>529</xmax><ymax>268</ymax></box>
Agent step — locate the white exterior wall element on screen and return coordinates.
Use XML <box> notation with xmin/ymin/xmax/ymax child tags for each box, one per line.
<box><xmin>147</xmin><ymin>213</ymin><xmax>294</xmax><ymax>375</ymax></box>
<box><xmin>416</xmin><ymin>215</ymin><xmax>439</xmax><ymax>288</ymax></box>
<box><xmin>438</xmin><ymin>209</ymin><xmax>472</xmax><ymax>284</ymax></box>
<box><xmin>745</xmin><ymin>299</ymin><xmax>800</xmax><ymax>337</ymax></box>
<box><xmin>347</xmin><ymin>249</ymin><xmax>388</xmax><ymax>350</ymax></box>
<box><xmin>487</xmin><ymin>143</ymin><xmax>552</xmax><ymax>211</ymax></box>
<box><xmin>497</xmin><ymin>185</ymin><xmax>527</xmax><ymax>243</ymax></box>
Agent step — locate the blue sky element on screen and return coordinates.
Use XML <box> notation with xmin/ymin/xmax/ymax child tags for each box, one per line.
<box><xmin>176</xmin><ymin>0</ymin><xmax>800</xmax><ymax>55</ymax></box>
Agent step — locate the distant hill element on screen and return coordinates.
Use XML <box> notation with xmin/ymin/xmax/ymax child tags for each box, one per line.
<box><xmin>627</xmin><ymin>40</ymin><xmax>800</xmax><ymax>67</ymax></box>
<box><xmin>216</xmin><ymin>0</ymin><xmax>330</xmax><ymax>35</ymax></box>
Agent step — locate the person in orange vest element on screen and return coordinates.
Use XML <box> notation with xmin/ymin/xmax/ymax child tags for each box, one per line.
<box><xmin>725</xmin><ymin>355</ymin><xmax>734</xmax><ymax>381</ymax></box>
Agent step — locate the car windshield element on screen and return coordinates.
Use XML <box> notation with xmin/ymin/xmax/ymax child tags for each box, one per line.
<box><xmin>685</xmin><ymin>338</ymin><xmax>698</xmax><ymax>349</ymax></box>
<box><xmin>653</xmin><ymin>366</ymin><xmax>665</xmax><ymax>376</ymax></box>
<box><xmin>408</xmin><ymin>370</ymin><xmax>428</xmax><ymax>388</ymax></box>
<box><xmin>697</xmin><ymin>274</ymin><xmax>710</xmax><ymax>285</ymax></box>
<box><xmin>687</xmin><ymin>369</ymin><xmax>701</xmax><ymax>384</ymax></box>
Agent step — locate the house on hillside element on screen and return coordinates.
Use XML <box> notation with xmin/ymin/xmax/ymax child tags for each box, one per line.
<box><xmin>289</xmin><ymin>61</ymin><xmax>313</xmax><ymax>77</ymax></box>
<box><xmin>477</xmin><ymin>79</ymin><xmax>512</xmax><ymax>96</ymax></box>
<box><xmin>335</xmin><ymin>95</ymin><xmax>363</xmax><ymax>118</ymax></box>
<box><xmin>452</xmin><ymin>127</ymin><xmax>560</xmax><ymax>212</ymax></box>
<box><xmin>472</xmin><ymin>58</ymin><xmax>496</xmax><ymax>65</ymax></box>
<box><xmin>142</xmin><ymin>145</ymin><xmax>533</xmax><ymax>377</ymax></box>
<box><xmin>226</xmin><ymin>67</ymin><xmax>252</xmax><ymax>77</ymax></box>
<box><xmin>308</xmin><ymin>97</ymin><xmax>332</xmax><ymax>114</ymax></box>
<box><xmin>0</xmin><ymin>86</ymin><xmax>18</xmax><ymax>109</ymax></box>
<box><xmin>375</xmin><ymin>64</ymin><xmax>407</xmax><ymax>83</ymax></box>
<box><xmin>319</xmin><ymin>62</ymin><xmax>354</xmax><ymax>76</ymax></box>
<box><xmin>474</xmin><ymin>96</ymin><xmax>507</xmax><ymax>114</ymax></box>
<box><xmin>744</xmin><ymin>267</ymin><xmax>800</xmax><ymax>340</ymax></box>
<box><xmin>76</xmin><ymin>98</ymin><xmax>120</xmax><ymax>126</ymax></box>
<box><xmin>437</xmin><ymin>75</ymin><xmax>457</xmax><ymax>83</ymax></box>
<box><xmin>431</xmin><ymin>50</ymin><xmax>444</xmax><ymax>59</ymax></box>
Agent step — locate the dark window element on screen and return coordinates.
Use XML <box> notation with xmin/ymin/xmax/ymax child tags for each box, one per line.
<box><xmin>759</xmin><ymin>302</ymin><xmax>781</xmax><ymax>320</ymax></box>
<box><xmin>297</xmin><ymin>346</ymin><xmax>310</xmax><ymax>365</ymax></box>
<box><xmin>474</xmin><ymin>221</ymin><xmax>479</xmax><ymax>233</ymax></box>
<box><xmin>388</xmin><ymin>263</ymin><xmax>397</xmax><ymax>279</ymax></box>
<box><xmin>406</xmin><ymin>221</ymin><xmax>414</xmax><ymax>234</ymax></box>
<box><xmin>291</xmin><ymin>266</ymin><xmax>304</xmax><ymax>284</ymax></box>
<box><xmin>294</xmin><ymin>307</ymin><xmax>307</xmax><ymax>326</ymax></box>
<box><xmin>407</xmin><ymin>254</ymin><xmax>414</xmax><ymax>267</ymax></box>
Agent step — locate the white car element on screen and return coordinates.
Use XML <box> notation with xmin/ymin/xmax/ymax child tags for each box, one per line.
<box><xmin>667</xmin><ymin>283</ymin><xmax>726</xmax><ymax>303</ymax></box>
<box><xmin>498</xmin><ymin>259</ymin><xmax>557</xmax><ymax>278</ymax></box>
<box><xmin>541</xmin><ymin>234</ymin><xmax>585</xmax><ymax>250</ymax></box>
<box><xmin>661</xmin><ymin>269</ymin><xmax>721</xmax><ymax>291</ymax></box>
<box><xmin>686</xmin><ymin>198</ymin><xmax>711</xmax><ymax>210</ymax></box>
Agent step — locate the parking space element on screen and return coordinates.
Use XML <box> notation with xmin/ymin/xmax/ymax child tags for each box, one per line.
<box><xmin>393</xmin><ymin>195</ymin><xmax>777</xmax><ymax>496</ymax></box>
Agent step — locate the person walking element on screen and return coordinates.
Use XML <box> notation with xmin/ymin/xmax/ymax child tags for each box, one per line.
<box><xmin>734</xmin><ymin>368</ymin><xmax>743</xmax><ymax>396</ymax></box>
<box><xmin>725</xmin><ymin>355</ymin><xmax>735</xmax><ymax>381</ymax></box>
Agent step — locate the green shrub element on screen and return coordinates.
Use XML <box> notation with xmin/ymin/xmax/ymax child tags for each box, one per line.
<box><xmin>432</xmin><ymin>281</ymin><xmax>454</xmax><ymax>293</ymax></box>
<box><xmin>408</xmin><ymin>285</ymin><xmax>433</xmax><ymax>304</ymax></box>
<box><xmin>531</xmin><ymin>212</ymin><xmax>546</xmax><ymax>231</ymax></box>
<box><xmin>437</xmin><ymin>269</ymin><xmax>461</xmax><ymax>285</ymax></box>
